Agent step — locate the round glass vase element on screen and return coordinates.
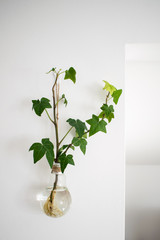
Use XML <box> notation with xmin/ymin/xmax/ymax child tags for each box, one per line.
<box><xmin>39</xmin><ymin>163</ymin><xmax>71</xmax><ymax>217</ymax></box>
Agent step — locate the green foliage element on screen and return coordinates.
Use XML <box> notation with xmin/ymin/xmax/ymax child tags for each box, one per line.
<box><xmin>58</xmin><ymin>153</ymin><xmax>75</xmax><ymax>173</ymax></box>
<box><xmin>112</xmin><ymin>89</ymin><xmax>122</xmax><ymax>104</ymax></box>
<box><xmin>103</xmin><ymin>81</ymin><xmax>116</xmax><ymax>95</ymax></box>
<box><xmin>30</xmin><ymin>66</ymin><xmax>122</xmax><ymax>173</ymax></box>
<box><xmin>32</xmin><ymin>97</ymin><xmax>52</xmax><ymax>116</ymax></box>
<box><xmin>100</xmin><ymin>104</ymin><xmax>114</xmax><ymax>123</ymax></box>
<box><xmin>46</xmin><ymin>68</ymin><xmax>56</xmax><ymax>74</ymax></box>
<box><xmin>41</xmin><ymin>139</ymin><xmax>54</xmax><ymax>168</ymax></box>
<box><xmin>58</xmin><ymin>144</ymin><xmax>75</xmax><ymax>157</ymax></box>
<box><xmin>86</xmin><ymin>114</ymin><xmax>107</xmax><ymax>136</ymax></box>
<box><xmin>29</xmin><ymin>138</ymin><xmax>54</xmax><ymax>168</ymax></box>
<box><xmin>29</xmin><ymin>143</ymin><xmax>46</xmax><ymax>163</ymax></box>
<box><xmin>67</xmin><ymin>118</ymin><xmax>87</xmax><ymax>138</ymax></box>
<box><xmin>61</xmin><ymin>94</ymin><xmax>68</xmax><ymax>106</ymax></box>
<box><xmin>72</xmin><ymin>137</ymin><xmax>87</xmax><ymax>154</ymax></box>
<box><xmin>64</xmin><ymin>67</ymin><xmax>76</xmax><ymax>83</ymax></box>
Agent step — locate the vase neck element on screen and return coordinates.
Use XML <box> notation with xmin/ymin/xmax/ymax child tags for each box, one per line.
<box><xmin>51</xmin><ymin>162</ymin><xmax>61</xmax><ymax>174</ymax></box>
<box><xmin>49</xmin><ymin>163</ymin><xmax>66</xmax><ymax>188</ymax></box>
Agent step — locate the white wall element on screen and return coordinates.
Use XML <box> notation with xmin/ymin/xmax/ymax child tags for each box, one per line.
<box><xmin>125</xmin><ymin>44</ymin><xmax>160</xmax><ymax>240</ymax></box>
<box><xmin>125</xmin><ymin>44</ymin><xmax>160</xmax><ymax>165</ymax></box>
<box><xmin>0</xmin><ymin>1</ymin><xmax>160</xmax><ymax>240</ymax></box>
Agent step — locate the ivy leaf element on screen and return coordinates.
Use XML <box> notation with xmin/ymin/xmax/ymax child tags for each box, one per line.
<box><xmin>70</xmin><ymin>145</ymin><xmax>75</xmax><ymax>150</ymax></box>
<box><xmin>82</xmin><ymin>133</ymin><xmax>88</xmax><ymax>139</ymax></box>
<box><xmin>101</xmin><ymin>104</ymin><xmax>114</xmax><ymax>115</ymax></box>
<box><xmin>58</xmin><ymin>144</ymin><xmax>75</xmax><ymax>157</ymax></box>
<box><xmin>67</xmin><ymin>118</ymin><xmax>87</xmax><ymax>138</ymax></box>
<box><xmin>62</xmin><ymin>94</ymin><xmax>68</xmax><ymax>106</ymax></box>
<box><xmin>46</xmin><ymin>67</ymin><xmax>56</xmax><ymax>74</ymax></box>
<box><xmin>86</xmin><ymin>114</ymin><xmax>107</xmax><ymax>136</ymax></box>
<box><xmin>79</xmin><ymin>139</ymin><xmax>87</xmax><ymax>154</ymax></box>
<box><xmin>72</xmin><ymin>137</ymin><xmax>81</xmax><ymax>146</ymax></box>
<box><xmin>29</xmin><ymin>138</ymin><xmax>54</xmax><ymax>168</ymax></box>
<box><xmin>64</xmin><ymin>67</ymin><xmax>76</xmax><ymax>83</ymax></box>
<box><xmin>103</xmin><ymin>81</ymin><xmax>117</xmax><ymax>95</ymax></box>
<box><xmin>32</xmin><ymin>97</ymin><xmax>52</xmax><ymax>116</ymax></box>
<box><xmin>100</xmin><ymin>104</ymin><xmax>115</xmax><ymax>123</ymax></box>
<box><xmin>29</xmin><ymin>143</ymin><xmax>46</xmax><ymax>164</ymax></box>
<box><xmin>59</xmin><ymin>153</ymin><xmax>75</xmax><ymax>173</ymax></box>
<box><xmin>112</xmin><ymin>89</ymin><xmax>122</xmax><ymax>104</ymax></box>
<box><xmin>41</xmin><ymin>138</ymin><xmax>54</xmax><ymax>168</ymax></box>
<box><xmin>72</xmin><ymin>137</ymin><xmax>87</xmax><ymax>154</ymax></box>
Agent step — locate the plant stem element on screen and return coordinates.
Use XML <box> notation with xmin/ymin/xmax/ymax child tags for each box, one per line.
<box><xmin>59</xmin><ymin>71</ymin><xmax>65</xmax><ymax>75</ymax></box>
<box><xmin>53</xmin><ymin>174</ymin><xmax>58</xmax><ymax>190</ymax></box>
<box><xmin>52</xmin><ymin>73</ymin><xmax>60</xmax><ymax>162</ymax></box>
<box><xmin>59</xmin><ymin>127</ymin><xmax>73</xmax><ymax>146</ymax></box>
<box><xmin>55</xmin><ymin>97</ymin><xmax>63</xmax><ymax>106</ymax></box>
<box><xmin>63</xmin><ymin>129</ymin><xmax>89</xmax><ymax>155</ymax></box>
<box><xmin>64</xmin><ymin>143</ymin><xmax>73</xmax><ymax>155</ymax></box>
<box><xmin>83</xmin><ymin>130</ymin><xmax>89</xmax><ymax>135</ymax></box>
<box><xmin>45</xmin><ymin>109</ymin><xmax>55</xmax><ymax>125</ymax></box>
<box><xmin>50</xmin><ymin>174</ymin><xmax>58</xmax><ymax>202</ymax></box>
<box><xmin>106</xmin><ymin>92</ymin><xmax>110</xmax><ymax>104</ymax></box>
<box><xmin>107</xmin><ymin>96</ymin><xmax>113</xmax><ymax>102</ymax></box>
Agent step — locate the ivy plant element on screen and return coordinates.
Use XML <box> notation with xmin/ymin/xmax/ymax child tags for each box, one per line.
<box><xmin>29</xmin><ymin>67</ymin><xmax>122</xmax><ymax>173</ymax></box>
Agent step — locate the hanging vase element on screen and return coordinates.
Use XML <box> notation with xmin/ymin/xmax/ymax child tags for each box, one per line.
<box><xmin>39</xmin><ymin>163</ymin><xmax>71</xmax><ymax>217</ymax></box>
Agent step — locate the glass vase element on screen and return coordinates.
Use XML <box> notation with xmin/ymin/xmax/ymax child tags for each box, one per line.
<box><xmin>39</xmin><ymin>163</ymin><xmax>71</xmax><ymax>217</ymax></box>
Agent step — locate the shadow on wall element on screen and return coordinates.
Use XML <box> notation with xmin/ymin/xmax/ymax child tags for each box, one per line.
<box><xmin>126</xmin><ymin>209</ymin><xmax>160</xmax><ymax>240</ymax></box>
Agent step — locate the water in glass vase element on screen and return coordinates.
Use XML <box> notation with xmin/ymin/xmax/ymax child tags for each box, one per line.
<box><xmin>39</xmin><ymin>163</ymin><xmax>71</xmax><ymax>217</ymax></box>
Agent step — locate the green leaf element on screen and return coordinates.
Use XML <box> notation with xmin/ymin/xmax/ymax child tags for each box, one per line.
<box><xmin>32</xmin><ymin>97</ymin><xmax>52</xmax><ymax>116</ymax></box>
<box><xmin>41</xmin><ymin>97</ymin><xmax>52</xmax><ymax>109</ymax></box>
<box><xmin>62</xmin><ymin>94</ymin><xmax>68</xmax><ymax>106</ymax></box>
<box><xmin>58</xmin><ymin>144</ymin><xmax>75</xmax><ymax>157</ymax></box>
<box><xmin>46</xmin><ymin>68</ymin><xmax>56</xmax><ymax>74</ymax></box>
<box><xmin>100</xmin><ymin>104</ymin><xmax>114</xmax><ymax>123</ymax></box>
<box><xmin>101</xmin><ymin>104</ymin><xmax>114</xmax><ymax>115</ymax></box>
<box><xmin>70</xmin><ymin>145</ymin><xmax>75</xmax><ymax>150</ymax></box>
<box><xmin>41</xmin><ymin>138</ymin><xmax>54</xmax><ymax>168</ymax></box>
<box><xmin>103</xmin><ymin>81</ymin><xmax>117</xmax><ymax>95</ymax></box>
<box><xmin>29</xmin><ymin>138</ymin><xmax>54</xmax><ymax>168</ymax></box>
<box><xmin>72</xmin><ymin>137</ymin><xmax>87</xmax><ymax>155</ymax></box>
<box><xmin>86</xmin><ymin>114</ymin><xmax>107</xmax><ymax>136</ymax></box>
<box><xmin>79</xmin><ymin>138</ymin><xmax>87</xmax><ymax>154</ymax></box>
<box><xmin>112</xmin><ymin>89</ymin><xmax>122</xmax><ymax>104</ymax></box>
<box><xmin>64</xmin><ymin>67</ymin><xmax>76</xmax><ymax>83</ymax></box>
<box><xmin>67</xmin><ymin>118</ymin><xmax>87</xmax><ymax>138</ymax></box>
<box><xmin>67</xmin><ymin>154</ymin><xmax>75</xmax><ymax>165</ymax></box>
<box><xmin>82</xmin><ymin>133</ymin><xmax>88</xmax><ymax>139</ymax></box>
<box><xmin>29</xmin><ymin>143</ymin><xmax>46</xmax><ymax>163</ymax></box>
<box><xmin>72</xmin><ymin>137</ymin><xmax>81</xmax><ymax>146</ymax></box>
<box><xmin>59</xmin><ymin>153</ymin><xmax>75</xmax><ymax>173</ymax></box>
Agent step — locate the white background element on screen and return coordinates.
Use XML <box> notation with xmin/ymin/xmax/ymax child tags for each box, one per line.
<box><xmin>0</xmin><ymin>1</ymin><xmax>160</xmax><ymax>240</ymax></box>
<box><xmin>125</xmin><ymin>44</ymin><xmax>160</xmax><ymax>240</ymax></box>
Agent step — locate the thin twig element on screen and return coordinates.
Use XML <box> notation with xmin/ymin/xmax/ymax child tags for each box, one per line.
<box><xmin>52</xmin><ymin>73</ymin><xmax>60</xmax><ymax>162</ymax></box>
<box><xmin>106</xmin><ymin>92</ymin><xmax>110</xmax><ymax>104</ymax></box>
<box><xmin>63</xmin><ymin>143</ymin><xmax>73</xmax><ymax>155</ymax></box>
<box><xmin>63</xmin><ymin>130</ymin><xmax>89</xmax><ymax>155</ymax></box>
<box><xmin>59</xmin><ymin>127</ymin><xmax>73</xmax><ymax>146</ymax></box>
<box><xmin>45</xmin><ymin>109</ymin><xmax>55</xmax><ymax>125</ymax></box>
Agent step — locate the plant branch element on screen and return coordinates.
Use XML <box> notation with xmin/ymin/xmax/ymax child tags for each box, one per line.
<box><xmin>59</xmin><ymin>70</ymin><xmax>65</xmax><ymax>75</ymax></box>
<box><xmin>52</xmin><ymin>73</ymin><xmax>60</xmax><ymax>162</ymax></box>
<box><xmin>63</xmin><ymin>130</ymin><xmax>89</xmax><ymax>155</ymax></box>
<box><xmin>45</xmin><ymin>109</ymin><xmax>55</xmax><ymax>125</ymax></box>
<box><xmin>63</xmin><ymin>143</ymin><xmax>73</xmax><ymax>155</ymax></box>
<box><xmin>55</xmin><ymin>97</ymin><xmax>63</xmax><ymax>106</ymax></box>
<box><xmin>59</xmin><ymin>127</ymin><xmax>73</xmax><ymax>146</ymax></box>
<box><xmin>50</xmin><ymin>174</ymin><xmax>58</xmax><ymax>202</ymax></box>
<box><xmin>83</xmin><ymin>130</ymin><xmax>89</xmax><ymax>135</ymax></box>
<box><xmin>106</xmin><ymin>92</ymin><xmax>110</xmax><ymax>104</ymax></box>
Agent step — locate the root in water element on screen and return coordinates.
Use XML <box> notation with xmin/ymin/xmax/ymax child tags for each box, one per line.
<box><xmin>43</xmin><ymin>191</ymin><xmax>63</xmax><ymax>217</ymax></box>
